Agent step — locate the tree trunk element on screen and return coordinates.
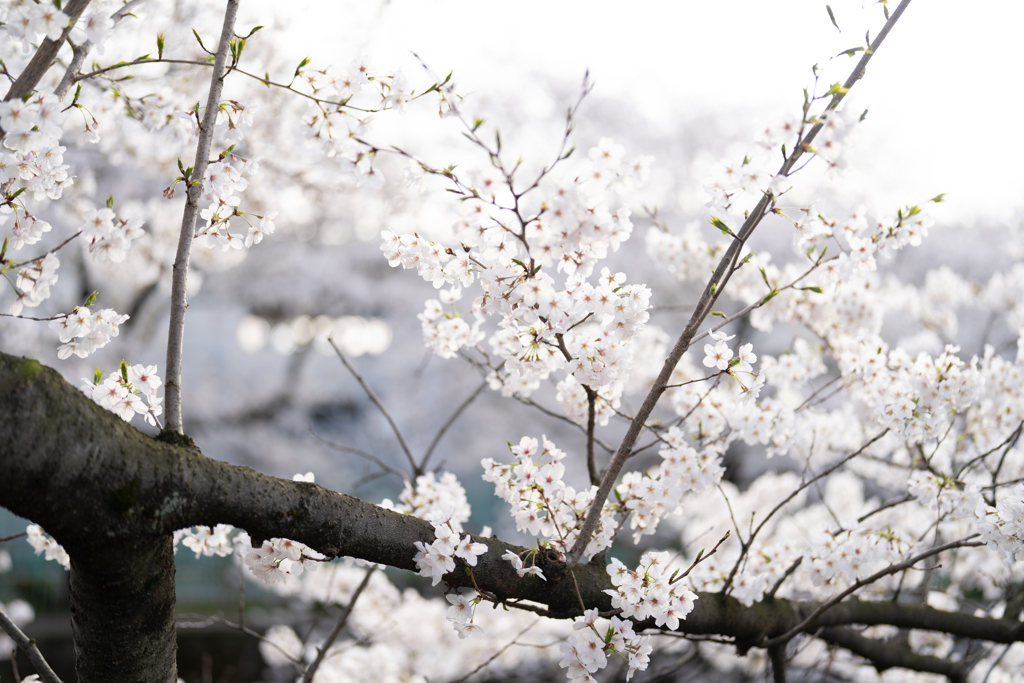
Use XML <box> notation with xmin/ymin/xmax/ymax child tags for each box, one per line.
<box><xmin>69</xmin><ymin>536</ymin><xmax>177</xmax><ymax>683</ymax></box>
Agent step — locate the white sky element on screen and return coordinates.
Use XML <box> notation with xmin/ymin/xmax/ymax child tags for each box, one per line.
<box><xmin>263</xmin><ymin>0</ymin><xmax>1024</xmax><ymax>226</ymax></box>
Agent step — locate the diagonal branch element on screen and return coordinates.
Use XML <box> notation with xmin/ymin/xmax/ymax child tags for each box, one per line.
<box><xmin>300</xmin><ymin>566</ymin><xmax>375</xmax><ymax>683</ymax></box>
<box><xmin>565</xmin><ymin>0</ymin><xmax>914</xmax><ymax>568</ymax></box>
<box><xmin>3</xmin><ymin>0</ymin><xmax>92</xmax><ymax>104</ymax></box>
<box><xmin>328</xmin><ymin>337</ymin><xmax>419</xmax><ymax>476</ymax></box>
<box><xmin>0</xmin><ymin>603</ymin><xmax>63</xmax><ymax>683</ymax></box>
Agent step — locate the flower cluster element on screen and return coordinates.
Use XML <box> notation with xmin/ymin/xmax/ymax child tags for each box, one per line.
<box><xmin>559</xmin><ymin>608</ymin><xmax>654</xmax><ymax>683</ymax></box>
<box><xmin>501</xmin><ymin>549</ymin><xmax>546</xmax><ymax>580</ymax></box>
<box><xmin>382</xmin><ymin>471</ymin><xmax>473</xmax><ymax>524</ymax></box>
<box><xmin>174</xmin><ymin>524</ymin><xmax>235</xmax><ymax>558</ymax></box>
<box><xmin>381</xmin><ymin>138</ymin><xmax>653</xmax><ymax>403</ymax></box>
<box><xmin>482</xmin><ymin>436</ymin><xmax>616</xmax><ymax>561</ymax></box>
<box><xmin>78</xmin><ymin>361</ymin><xmax>163</xmax><ymax>426</ymax></box>
<box><xmin>80</xmin><ymin>207</ymin><xmax>145</xmax><ymax>263</ymax></box>
<box><xmin>25</xmin><ymin>524</ymin><xmax>70</xmax><ymax>570</ymax></box>
<box><xmin>51</xmin><ymin>305</ymin><xmax>128</xmax><ymax>359</ymax></box>
<box><xmin>0</xmin><ymin>89</ymin><xmax>73</xmax><ymax>200</ymax></box>
<box><xmin>616</xmin><ymin>427</ymin><xmax>725</xmax><ymax>542</ymax></box>
<box><xmin>976</xmin><ymin>483</ymin><xmax>1024</xmax><ymax>560</ymax></box>
<box><xmin>604</xmin><ymin>553</ymin><xmax>698</xmax><ymax>628</ymax></box>
<box><xmin>445</xmin><ymin>591</ymin><xmax>484</xmax><ymax>639</ymax></box>
<box><xmin>7</xmin><ymin>252</ymin><xmax>59</xmax><ymax>315</ymax></box>
<box><xmin>412</xmin><ymin>507</ymin><xmax>487</xmax><ymax>586</ymax></box>
<box><xmin>300</xmin><ymin>57</ymin><xmax>422</xmax><ymax>186</ymax></box>
<box><xmin>243</xmin><ymin>536</ymin><xmax>324</xmax><ymax>585</ymax></box>
<box><xmin>192</xmin><ymin>154</ymin><xmax>276</xmax><ymax>251</ymax></box>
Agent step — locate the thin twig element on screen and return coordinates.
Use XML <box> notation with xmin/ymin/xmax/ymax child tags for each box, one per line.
<box><xmin>0</xmin><ymin>603</ymin><xmax>63</xmax><ymax>683</ymax></box>
<box><xmin>420</xmin><ymin>380</ymin><xmax>487</xmax><ymax>473</ymax></box>
<box><xmin>309</xmin><ymin>427</ymin><xmax>409</xmax><ymax>482</ymax></box>
<box><xmin>163</xmin><ymin>0</ymin><xmax>239</xmax><ymax>434</ymax></box>
<box><xmin>327</xmin><ymin>337</ymin><xmax>419</xmax><ymax>476</ymax></box>
<box><xmin>445</xmin><ymin>618</ymin><xmax>541</xmax><ymax>683</ymax></box>
<box><xmin>721</xmin><ymin>430</ymin><xmax>888</xmax><ymax>595</ymax></box>
<box><xmin>0</xmin><ymin>532</ymin><xmax>27</xmax><ymax>543</ymax></box>
<box><xmin>300</xmin><ymin>566</ymin><xmax>376</xmax><ymax>683</ymax></box>
<box><xmin>765</xmin><ymin>557</ymin><xmax>803</xmax><ymax>600</ymax></box>
<box><xmin>670</xmin><ymin>531</ymin><xmax>730</xmax><ymax>585</ymax></box>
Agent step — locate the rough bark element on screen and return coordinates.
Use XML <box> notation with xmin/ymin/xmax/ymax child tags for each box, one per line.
<box><xmin>1</xmin><ymin>350</ymin><xmax>1022</xmax><ymax>681</ymax></box>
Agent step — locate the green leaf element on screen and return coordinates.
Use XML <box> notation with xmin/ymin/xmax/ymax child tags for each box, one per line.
<box><xmin>120</xmin><ymin>360</ymin><xmax>129</xmax><ymax>384</ymax></box>
<box><xmin>839</xmin><ymin>46</ymin><xmax>864</xmax><ymax>58</ymax></box>
<box><xmin>710</xmin><ymin>216</ymin><xmax>733</xmax><ymax>236</ymax></box>
<box><xmin>929</xmin><ymin>193</ymin><xmax>947</xmax><ymax>204</ymax></box>
<box><xmin>156</xmin><ymin>33</ymin><xmax>165</xmax><ymax>60</ymax></box>
<box><xmin>84</xmin><ymin>290</ymin><xmax>98</xmax><ymax>308</ymax></box>
<box><xmin>191</xmin><ymin>29</ymin><xmax>204</xmax><ymax>50</ymax></box>
<box><xmin>800</xmin><ymin>286</ymin><xmax>824</xmax><ymax>294</ymax></box>
<box><xmin>709</xmin><ymin>311</ymin><xmax>725</xmax><ymax>318</ymax></box>
<box><xmin>0</xmin><ymin>237</ymin><xmax>8</xmax><ymax>262</ymax></box>
<box><xmin>826</xmin><ymin>5</ymin><xmax>840</xmax><ymax>31</ymax></box>
<box><xmin>761</xmin><ymin>289</ymin><xmax>780</xmax><ymax>304</ymax></box>
<box><xmin>825</xmin><ymin>82</ymin><xmax>850</xmax><ymax>96</ymax></box>
<box><xmin>759</xmin><ymin>267</ymin><xmax>770</xmax><ymax>287</ymax></box>
<box><xmin>93</xmin><ymin>368</ymin><xmax>104</xmax><ymax>384</ymax></box>
<box><xmin>105</xmin><ymin>193</ymin><xmax>114</xmax><ymax>209</ymax></box>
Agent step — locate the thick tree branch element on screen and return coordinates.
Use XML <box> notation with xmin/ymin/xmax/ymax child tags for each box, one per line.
<box><xmin>818</xmin><ymin>627</ymin><xmax>968</xmax><ymax>683</ymax></box>
<box><xmin>2</xmin><ymin>350</ymin><xmax>1022</xmax><ymax>678</ymax></box>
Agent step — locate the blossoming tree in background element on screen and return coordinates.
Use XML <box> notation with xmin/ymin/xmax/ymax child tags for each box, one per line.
<box><xmin>2</xmin><ymin>1</ymin><xmax>1024</xmax><ymax>682</ymax></box>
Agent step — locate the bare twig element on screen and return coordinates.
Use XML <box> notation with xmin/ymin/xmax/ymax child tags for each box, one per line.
<box><xmin>0</xmin><ymin>603</ymin><xmax>63</xmax><ymax>683</ymax></box>
<box><xmin>300</xmin><ymin>566</ymin><xmax>376</xmax><ymax>683</ymax></box>
<box><xmin>309</xmin><ymin>427</ymin><xmax>410</xmax><ymax>482</ymax></box>
<box><xmin>721</xmin><ymin>430</ymin><xmax>888</xmax><ymax>595</ymax></box>
<box><xmin>327</xmin><ymin>337</ymin><xmax>419</xmax><ymax>476</ymax></box>
<box><xmin>671</xmin><ymin>531</ymin><xmax>730</xmax><ymax>585</ymax></box>
<box><xmin>420</xmin><ymin>380</ymin><xmax>487</xmax><ymax>472</ymax></box>
<box><xmin>0</xmin><ymin>532</ymin><xmax>27</xmax><ymax>543</ymax></box>
<box><xmin>163</xmin><ymin>0</ymin><xmax>240</xmax><ymax>434</ymax></box>
<box><xmin>445</xmin><ymin>618</ymin><xmax>541</xmax><ymax>683</ymax></box>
